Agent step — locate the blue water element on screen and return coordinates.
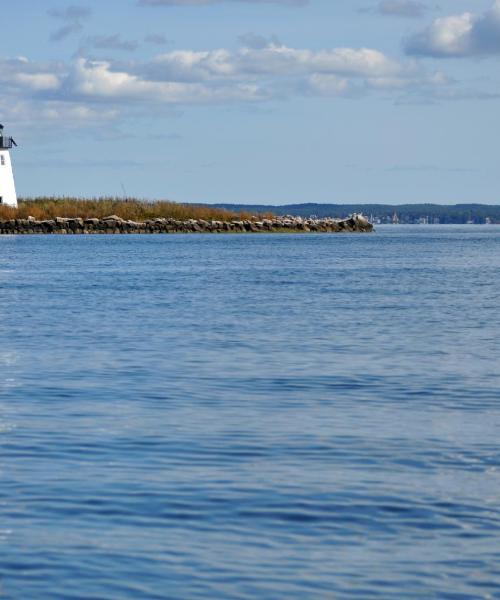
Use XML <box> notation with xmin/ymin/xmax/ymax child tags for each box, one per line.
<box><xmin>1</xmin><ymin>226</ymin><xmax>500</xmax><ymax>599</ymax></box>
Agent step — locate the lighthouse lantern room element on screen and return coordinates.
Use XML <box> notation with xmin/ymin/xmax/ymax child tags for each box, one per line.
<box><xmin>0</xmin><ymin>124</ymin><xmax>18</xmax><ymax>208</ymax></box>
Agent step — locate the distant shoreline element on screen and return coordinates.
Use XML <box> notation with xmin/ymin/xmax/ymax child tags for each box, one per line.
<box><xmin>210</xmin><ymin>203</ymin><xmax>500</xmax><ymax>225</ymax></box>
<box><xmin>0</xmin><ymin>214</ymin><xmax>373</xmax><ymax>235</ymax></box>
<box><xmin>5</xmin><ymin>198</ymin><xmax>498</xmax><ymax>226</ymax></box>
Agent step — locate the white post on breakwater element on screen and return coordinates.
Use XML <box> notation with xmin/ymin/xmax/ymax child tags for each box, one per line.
<box><xmin>0</xmin><ymin>124</ymin><xmax>18</xmax><ymax>208</ymax></box>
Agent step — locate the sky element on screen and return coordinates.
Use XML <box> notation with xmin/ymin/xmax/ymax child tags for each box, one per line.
<box><xmin>1</xmin><ymin>0</ymin><xmax>499</xmax><ymax>205</ymax></box>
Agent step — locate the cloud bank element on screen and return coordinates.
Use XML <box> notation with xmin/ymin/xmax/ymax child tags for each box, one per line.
<box><xmin>0</xmin><ymin>38</ymin><xmax>453</xmax><ymax>131</ymax></box>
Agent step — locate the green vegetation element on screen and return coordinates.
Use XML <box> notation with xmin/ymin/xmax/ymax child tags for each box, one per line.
<box><xmin>0</xmin><ymin>197</ymin><xmax>261</xmax><ymax>222</ymax></box>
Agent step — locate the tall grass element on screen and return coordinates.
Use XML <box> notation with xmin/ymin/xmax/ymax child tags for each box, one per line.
<box><xmin>0</xmin><ymin>197</ymin><xmax>262</xmax><ymax>222</ymax></box>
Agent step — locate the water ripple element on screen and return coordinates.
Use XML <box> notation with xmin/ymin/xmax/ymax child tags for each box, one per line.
<box><xmin>1</xmin><ymin>227</ymin><xmax>500</xmax><ymax>599</ymax></box>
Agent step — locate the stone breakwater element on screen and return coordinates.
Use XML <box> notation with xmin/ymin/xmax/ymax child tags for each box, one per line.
<box><xmin>0</xmin><ymin>214</ymin><xmax>373</xmax><ymax>235</ymax></box>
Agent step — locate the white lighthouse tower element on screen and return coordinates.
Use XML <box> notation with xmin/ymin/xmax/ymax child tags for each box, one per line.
<box><xmin>0</xmin><ymin>124</ymin><xmax>18</xmax><ymax>208</ymax></box>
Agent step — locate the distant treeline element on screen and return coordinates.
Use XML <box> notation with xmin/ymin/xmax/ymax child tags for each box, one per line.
<box><xmin>211</xmin><ymin>203</ymin><xmax>500</xmax><ymax>224</ymax></box>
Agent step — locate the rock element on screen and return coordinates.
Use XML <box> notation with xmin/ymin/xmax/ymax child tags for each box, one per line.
<box><xmin>67</xmin><ymin>218</ymin><xmax>84</xmax><ymax>228</ymax></box>
<box><xmin>0</xmin><ymin>212</ymin><xmax>373</xmax><ymax>235</ymax></box>
<box><xmin>103</xmin><ymin>214</ymin><xmax>125</xmax><ymax>222</ymax></box>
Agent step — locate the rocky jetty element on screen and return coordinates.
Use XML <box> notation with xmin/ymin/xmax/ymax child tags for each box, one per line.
<box><xmin>0</xmin><ymin>214</ymin><xmax>373</xmax><ymax>235</ymax></box>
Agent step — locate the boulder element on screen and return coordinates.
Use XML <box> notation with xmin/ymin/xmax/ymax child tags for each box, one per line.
<box><xmin>103</xmin><ymin>214</ymin><xmax>125</xmax><ymax>223</ymax></box>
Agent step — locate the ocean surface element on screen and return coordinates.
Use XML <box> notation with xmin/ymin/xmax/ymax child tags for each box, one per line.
<box><xmin>1</xmin><ymin>226</ymin><xmax>500</xmax><ymax>600</ymax></box>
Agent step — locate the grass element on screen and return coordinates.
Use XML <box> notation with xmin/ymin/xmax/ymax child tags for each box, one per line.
<box><xmin>0</xmin><ymin>197</ymin><xmax>266</xmax><ymax>222</ymax></box>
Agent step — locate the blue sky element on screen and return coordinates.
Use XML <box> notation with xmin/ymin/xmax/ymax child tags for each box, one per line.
<box><xmin>1</xmin><ymin>0</ymin><xmax>499</xmax><ymax>204</ymax></box>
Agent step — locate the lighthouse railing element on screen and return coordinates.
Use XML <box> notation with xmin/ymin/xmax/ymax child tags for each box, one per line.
<box><xmin>0</xmin><ymin>137</ymin><xmax>15</xmax><ymax>150</ymax></box>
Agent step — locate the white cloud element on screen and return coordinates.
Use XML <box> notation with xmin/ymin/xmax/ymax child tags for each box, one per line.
<box><xmin>0</xmin><ymin>57</ymin><xmax>64</xmax><ymax>92</ymax></box>
<box><xmin>0</xmin><ymin>94</ymin><xmax>118</xmax><ymax>141</ymax></box>
<box><xmin>305</xmin><ymin>74</ymin><xmax>350</xmax><ymax>96</ymax></box>
<box><xmin>14</xmin><ymin>73</ymin><xmax>61</xmax><ymax>91</ymax></box>
<box><xmin>68</xmin><ymin>58</ymin><xmax>265</xmax><ymax>103</ymax></box>
<box><xmin>241</xmin><ymin>46</ymin><xmax>401</xmax><ymax>77</ymax></box>
<box><xmin>405</xmin><ymin>0</ymin><xmax>500</xmax><ymax>57</ymax></box>
<box><xmin>141</xmin><ymin>44</ymin><xmax>405</xmax><ymax>83</ymax></box>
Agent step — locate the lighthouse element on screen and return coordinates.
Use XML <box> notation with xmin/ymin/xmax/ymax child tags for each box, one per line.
<box><xmin>0</xmin><ymin>124</ymin><xmax>18</xmax><ymax>208</ymax></box>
